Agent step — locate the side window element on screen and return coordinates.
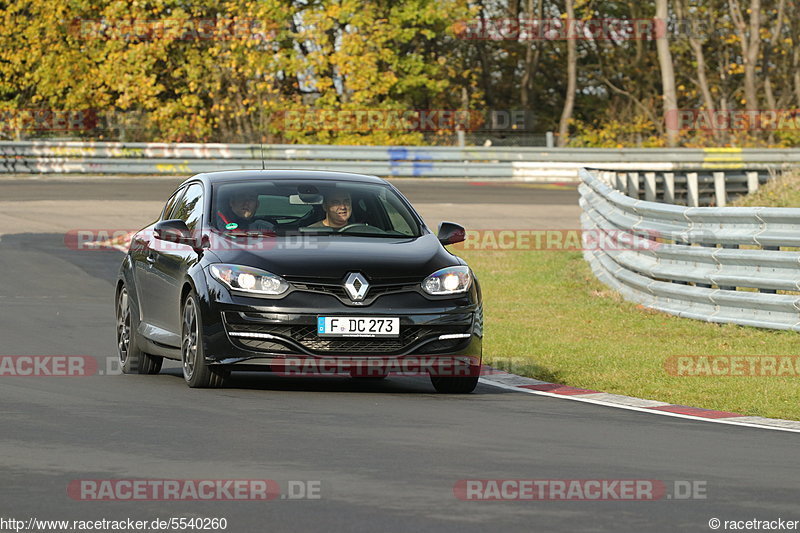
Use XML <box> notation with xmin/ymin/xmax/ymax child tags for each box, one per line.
<box><xmin>173</xmin><ymin>183</ymin><xmax>204</xmax><ymax>231</ymax></box>
<box><xmin>161</xmin><ymin>187</ymin><xmax>185</xmax><ymax>221</ymax></box>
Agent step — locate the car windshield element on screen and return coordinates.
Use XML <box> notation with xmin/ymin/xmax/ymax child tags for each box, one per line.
<box><xmin>211</xmin><ymin>179</ymin><xmax>422</xmax><ymax>238</ymax></box>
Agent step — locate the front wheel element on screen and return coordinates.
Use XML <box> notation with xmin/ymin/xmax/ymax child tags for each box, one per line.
<box><xmin>116</xmin><ymin>285</ymin><xmax>163</xmax><ymax>375</ymax></box>
<box><xmin>181</xmin><ymin>292</ymin><xmax>228</xmax><ymax>388</ymax></box>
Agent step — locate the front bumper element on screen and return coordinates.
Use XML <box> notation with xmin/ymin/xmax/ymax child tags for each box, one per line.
<box><xmin>198</xmin><ymin>276</ymin><xmax>483</xmax><ymax>373</ymax></box>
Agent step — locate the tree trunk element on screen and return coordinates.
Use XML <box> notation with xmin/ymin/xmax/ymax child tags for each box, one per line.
<box><xmin>675</xmin><ymin>0</ymin><xmax>715</xmax><ymax>115</ymax></box>
<box><xmin>794</xmin><ymin>50</ymin><xmax>800</xmax><ymax>107</ymax></box>
<box><xmin>519</xmin><ymin>0</ymin><xmax>542</xmax><ymax>108</ymax></box>
<box><xmin>762</xmin><ymin>0</ymin><xmax>784</xmax><ymax>144</ymax></box>
<box><xmin>691</xmin><ymin>39</ymin><xmax>720</xmax><ymax>144</ymax></box>
<box><xmin>557</xmin><ymin>0</ymin><xmax>576</xmax><ymax>147</ymax></box>
<box><xmin>730</xmin><ymin>0</ymin><xmax>761</xmax><ymax>111</ymax></box>
<box><xmin>656</xmin><ymin>0</ymin><xmax>679</xmax><ymax>147</ymax></box>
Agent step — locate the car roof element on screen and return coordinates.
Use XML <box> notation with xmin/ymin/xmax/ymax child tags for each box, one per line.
<box><xmin>179</xmin><ymin>169</ymin><xmax>390</xmax><ymax>188</ymax></box>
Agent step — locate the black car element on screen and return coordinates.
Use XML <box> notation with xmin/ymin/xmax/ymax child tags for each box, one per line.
<box><xmin>115</xmin><ymin>170</ymin><xmax>482</xmax><ymax>392</ymax></box>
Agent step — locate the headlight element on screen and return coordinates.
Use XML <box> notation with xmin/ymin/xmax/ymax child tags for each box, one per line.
<box><xmin>422</xmin><ymin>266</ymin><xmax>472</xmax><ymax>295</ymax></box>
<box><xmin>209</xmin><ymin>264</ymin><xmax>289</xmax><ymax>295</ymax></box>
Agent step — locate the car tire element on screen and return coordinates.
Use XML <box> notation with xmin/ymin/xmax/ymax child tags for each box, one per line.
<box><xmin>116</xmin><ymin>285</ymin><xmax>163</xmax><ymax>375</ymax></box>
<box><xmin>430</xmin><ymin>375</ymin><xmax>479</xmax><ymax>394</ymax></box>
<box><xmin>181</xmin><ymin>292</ymin><xmax>228</xmax><ymax>388</ymax></box>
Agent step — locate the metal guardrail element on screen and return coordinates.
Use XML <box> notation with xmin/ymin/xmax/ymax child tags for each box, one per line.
<box><xmin>580</xmin><ymin>167</ymin><xmax>800</xmax><ymax>331</ymax></box>
<box><xmin>2</xmin><ymin>140</ymin><xmax>800</xmax><ymax>179</ymax></box>
<box><xmin>589</xmin><ymin>168</ymin><xmax>775</xmax><ymax>207</ymax></box>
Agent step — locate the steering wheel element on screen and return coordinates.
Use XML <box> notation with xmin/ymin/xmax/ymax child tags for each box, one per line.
<box><xmin>336</xmin><ymin>223</ymin><xmax>386</xmax><ymax>234</ymax></box>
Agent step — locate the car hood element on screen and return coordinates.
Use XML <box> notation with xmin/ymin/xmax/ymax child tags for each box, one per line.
<box><xmin>205</xmin><ymin>232</ymin><xmax>462</xmax><ymax>281</ymax></box>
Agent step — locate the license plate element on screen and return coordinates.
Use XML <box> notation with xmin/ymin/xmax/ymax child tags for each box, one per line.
<box><xmin>317</xmin><ymin>316</ymin><xmax>400</xmax><ymax>337</ymax></box>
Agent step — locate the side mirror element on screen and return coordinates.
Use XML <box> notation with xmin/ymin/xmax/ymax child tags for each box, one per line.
<box><xmin>154</xmin><ymin>219</ymin><xmax>192</xmax><ymax>244</ymax></box>
<box><xmin>437</xmin><ymin>221</ymin><xmax>466</xmax><ymax>245</ymax></box>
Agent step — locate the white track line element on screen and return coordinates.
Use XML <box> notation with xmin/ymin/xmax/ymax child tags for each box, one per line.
<box><xmin>479</xmin><ymin>377</ymin><xmax>800</xmax><ymax>434</ymax></box>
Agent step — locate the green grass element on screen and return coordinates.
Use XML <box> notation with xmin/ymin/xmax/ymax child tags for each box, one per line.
<box><xmin>462</xmin><ymin>249</ymin><xmax>800</xmax><ymax>421</ymax></box>
<box><xmin>733</xmin><ymin>169</ymin><xmax>800</xmax><ymax>207</ymax></box>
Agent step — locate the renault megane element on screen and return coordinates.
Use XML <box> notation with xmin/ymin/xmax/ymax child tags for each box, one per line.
<box><xmin>115</xmin><ymin>170</ymin><xmax>482</xmax><ymax>392</ymax></box>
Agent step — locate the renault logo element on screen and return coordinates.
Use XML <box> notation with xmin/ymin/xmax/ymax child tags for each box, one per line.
<box><xmin>344</xmin><ymin>272</ymin><xmax>369</xmax><ymax>301</ymax></box>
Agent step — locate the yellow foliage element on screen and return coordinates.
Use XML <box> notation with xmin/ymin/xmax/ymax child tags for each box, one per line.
<box><xmin>0</xmin><ymin>0</ymin><xmax>475</xmax><ymax>144</ymax></box>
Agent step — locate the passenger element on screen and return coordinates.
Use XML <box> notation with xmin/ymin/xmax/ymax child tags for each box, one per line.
<box><xmin>307</xmin><ymin>191</ymin><xmax>352</xmax><ymax>229</ymax></box>
<box><xmin>216</xmin><ymin>190</ymin><xmax>274</xmax><ymax>232</ymax></box>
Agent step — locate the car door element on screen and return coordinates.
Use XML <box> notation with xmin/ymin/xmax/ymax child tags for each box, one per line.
<box><xmin>149</xmin><ymin>182</ymin><xmax>206</xmax><ymax>341</ymax></box>
<box><xmin>133</xmin><ymin>186</ymin><xmax>185</xmax><ymax>329</ymax></box>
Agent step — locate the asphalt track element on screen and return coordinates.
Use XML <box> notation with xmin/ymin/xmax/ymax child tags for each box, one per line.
<box><xmin>0</xmin><ymin>176</ymin><xmax>797</xmax><ymax>533</ymax></box>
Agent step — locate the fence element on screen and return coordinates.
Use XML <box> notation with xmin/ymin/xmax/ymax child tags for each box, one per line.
<box><xmin>579</xmin><ymin>168</ymin><xmax>800</xmax><ymax>331</ymax></box>
<box><xmin>589</xmin><ymin>168</ymin><xmax>775</xmax><ymax>207</ymax></box>
<box><xmin>2</xmin><ymin>140</ymin><xmax>799</xmax><ymax>181</ymax></box>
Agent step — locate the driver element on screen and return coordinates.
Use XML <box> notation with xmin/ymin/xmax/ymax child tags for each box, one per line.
<box><xmin>216</xmin><ymin>190</ymin><xmax>274</xmax><ymax>232</ymax></box>
<box><xmin>307</xmin><ymin>191</ymin><xmax>352</xmax><ymax>229</ymax></box>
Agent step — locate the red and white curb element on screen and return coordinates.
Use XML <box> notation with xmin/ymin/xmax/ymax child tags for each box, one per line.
<box><xmin>479</xmin><ymin>368</ymin><xmax>800</xmax><ymax>434</ymax></box>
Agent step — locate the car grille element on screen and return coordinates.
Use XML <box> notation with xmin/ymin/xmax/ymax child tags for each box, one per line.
<box><xmin>287</xmin><ymin>278</ymin><xmax>419</xmax><ymax>305</ymax></box>
<box><xmin>225</xmin><ymin>319</ymin><xmax>470</xmax><ymax>355</ymax></box>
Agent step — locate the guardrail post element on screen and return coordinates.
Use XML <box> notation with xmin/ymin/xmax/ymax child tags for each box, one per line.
<box><xmin>760</xmin><ymin>245</ymin><xmax>780</xmax><ymax>294</ymax></box>
<box><xmin>713</xmin><ymin>171</ymin><xmax>726</xmax><ymax>207</ymax></box>
<box><xmin>616</xmin><ymin>172</ymin><xmax>626</xmax><ymax>192</ymax></box>
<box><xmin>747</xmin><ymin>171</ymin><xmax>759</xmax><ymax>194</ymax></box>
<box><xmin>627</xmin><ymin>172</ymin><xmax>639</xmax><ymax>199</ymax></box>
<box><xmin>717</xmin><ymin>244</ymin><xmax>738</xmax><ymax>291</ymax></box>
<box><xmin>644</xmin><ymin>172</ymin><xmax>656</xmax><ymax>201</ymax></box>
<box><xmin>696</xmin><ymin>243</ymin><xmax>714</xmax><ymax>288</ymax></box>
<box><xmin>686</xmin><ymin>172</ymin><xmax>699</xmax><ymax>207</ymax></box>
<box><xmin>663</xmin><ymin>172</ymin><xmax>675</xmax><ymax>204</ymax></box>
